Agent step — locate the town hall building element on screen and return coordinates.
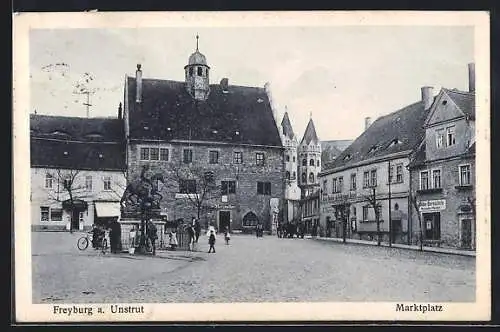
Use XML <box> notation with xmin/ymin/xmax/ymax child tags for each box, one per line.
<box><xmin>121</xmin><ymin>38</ymin><xmax>284</xmax><ymax>233</ymax></box>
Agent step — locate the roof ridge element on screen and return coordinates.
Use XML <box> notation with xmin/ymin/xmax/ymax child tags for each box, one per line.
<box><xmin>374</xmin><ymin>100</ymin><xmax>423</xmax><ymax>122</ymax></box>
<box><xmin>442</xmin><ymin>88</ymin><xmax>474</xmax><ymax>96</ymax></box>
<box><xmin>139</xmin><ymin>77</ymin><xmax>265</xmax><ymax>90</ymax></box>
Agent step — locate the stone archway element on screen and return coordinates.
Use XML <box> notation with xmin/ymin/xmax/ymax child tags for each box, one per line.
<box><xmin>243</xmin><ymin>211</ymin><xmax>259</xmax><ymax>228</ymax></box>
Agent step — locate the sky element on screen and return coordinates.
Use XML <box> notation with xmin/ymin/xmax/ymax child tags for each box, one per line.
<box><xmin>29</xmin><ymin>26</ymin><xmax>474</xmax><ymax>141</ymax></box>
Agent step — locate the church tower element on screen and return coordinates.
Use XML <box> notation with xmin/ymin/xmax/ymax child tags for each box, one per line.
<box><xmin>298</xmin><ymin>116</ymin><xmax>322</xmax><ymax>197</ymax></box>
<box><xmin>185</xmin><ymin>35</ymin><xmax>210</xmax><ymax>101</ymax></box>
<box><xmin>280</xmin><ymin>110</ymin><xmax>301</xmax><ymax>223</ymax></box>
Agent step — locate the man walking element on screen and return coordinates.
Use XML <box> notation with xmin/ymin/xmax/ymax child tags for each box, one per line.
<box><xmin>208</xmin><ymin>230</ymin><xmax>216</xmax><ymax>253</ymax></box>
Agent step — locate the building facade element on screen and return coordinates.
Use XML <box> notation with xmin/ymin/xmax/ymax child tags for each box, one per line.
<box><xmin>318</xmin><ymin>87</ymin><xmax>433</xmax><ymax>243</ymax></box>
<box><xmin>30</xmin><ymin>115</ymin><xmax>126</xmax><ymax>231</ymax></box>
<box><xmin>122</xmin><ymin>42</ymin><xmax>284</xmax><ymax>233</ymax></box>
<box><xmin>409</xmin><ymin>70</ymin><xmax>476</xmax><ymax>249</ymax></box>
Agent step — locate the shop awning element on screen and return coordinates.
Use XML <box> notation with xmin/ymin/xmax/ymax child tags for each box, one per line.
<box><xmin>95</xmin><ymin>202</ymin><xmax>121</xmax><ymax>218</ymax></box>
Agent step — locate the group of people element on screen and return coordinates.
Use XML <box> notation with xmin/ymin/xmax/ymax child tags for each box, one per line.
<box><xmin>91</xmin><ymin>219</ymin><xmax>122</xmax><ymax>253</ymax></box>
<box><xmin>95</xmin><ymin>216</ymin><xmax>234</xmax><ymax>255</ymax></box>
<box><xmin>207</xmin><ymin>225</ymin><xmax>231</xmax><ymax>253</ymax></box>
<box><xmin>277</xmin><ymin>222</ymin><xmax>305</xmax><ymax>239</ymax></box>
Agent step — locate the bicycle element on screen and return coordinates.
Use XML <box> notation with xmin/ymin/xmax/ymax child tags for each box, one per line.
<box><xmin>77</xmin><ymin>231</ymin><xmax>108</xmax><ymax>254</ymax></box>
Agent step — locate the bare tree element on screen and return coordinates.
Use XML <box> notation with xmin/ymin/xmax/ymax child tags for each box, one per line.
<box><xmin>362</xmin><ymin>187</ymin><xmax>382</xmax><ymax>246</ymax></box>
<box><xmin>164</xmin><ymin>162</ymin><xmax>221</xmax><ymax>223</ymax></box>
<box><xmin>410</xmin><ymin>194</ymin><xmax>424</xmax><ymax>251</ymax></box>
<box><xmin>46</xmin><ymin>169</ymin><xmax>89</xmax><ymax>233</ymax></box>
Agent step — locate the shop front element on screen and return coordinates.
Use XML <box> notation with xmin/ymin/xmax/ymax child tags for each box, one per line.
<box><xmin>62</xmin><ymin>199</ymin><xmax>88</xmax><ymax>231</ymax></box>
<box><xmin>214</xmin><ymin>203</ymin><xmax>236</xmax><ymax>233</ymax></box>
<box><xmin>94</xmin><ymin>201</ymin><xmax>121</xmax><ymax>227</ymax></box>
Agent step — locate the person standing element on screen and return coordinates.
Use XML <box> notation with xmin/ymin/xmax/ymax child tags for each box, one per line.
<box><xmin>146</xmin><ymin>219</ymin><xmax>158</xmax><ymax>255</ymax></box>
<box><xmin>224</xmin><ymin>226</ymin><xmax>231</xmax><ymax>245</ymax></box>
<box><xmin>169</xmin><ymin>228</ymin><xmax>178</xmax><ymax>251</ymax></box>
<box><xmin>194</xmin><ymin>219</ymin><xmax>201</xmax><ymax>243</ymax></box>
<box><xmin>208</xmin><ymin>230</ymin><xmax>216</xmax><ymax>253</ymax></box>
<box><xmin>109</xmin><ymin>219</ymin><xmax>122</xmax><ymax>254</ymax></box>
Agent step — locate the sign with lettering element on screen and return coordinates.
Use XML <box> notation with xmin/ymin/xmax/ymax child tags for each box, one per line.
<box><xmin>214</xmin><ymin>204</ymin><xmax>235</xmax><ymax>210</ymax></box>
<box><xmin>322</xmin><ymin>192</ymin><xmax>358</xmax><ymax>203</ymax></box>
<box><xmin>419</xmin><ymin>200</ymin><xmax>446</xmax><ymax>212</ymax></box>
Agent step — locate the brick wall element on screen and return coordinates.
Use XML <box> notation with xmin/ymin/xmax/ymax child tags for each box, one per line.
<box><xmin>127</xmin><ymin>141</ymin><xmax>284</xmax><ymax>231</ymax></box>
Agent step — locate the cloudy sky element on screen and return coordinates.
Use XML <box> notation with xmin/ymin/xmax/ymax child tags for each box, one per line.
<box><xmin>30</xmin><ymin>26</ymin><xmax>473</xmax><ymax>141</ymax></box>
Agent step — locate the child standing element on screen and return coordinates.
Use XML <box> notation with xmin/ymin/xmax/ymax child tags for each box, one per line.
<box><xmin>224</xmin><ymin>227</ymin><xmax>231</xmax><ymax>245</ymax></box>
<box><xmin>208</xmin><ymin>230</ymin><xmax>216</xmax><ymax>253</ymax></box>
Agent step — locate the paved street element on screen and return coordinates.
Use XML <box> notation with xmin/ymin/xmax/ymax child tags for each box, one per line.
<box><xmin>32</xmin><ymin>231</ymin><xmax>475</xmax><ymax>303</ymax></box>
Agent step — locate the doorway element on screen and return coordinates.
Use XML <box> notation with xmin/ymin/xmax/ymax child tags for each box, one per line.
<box><xmin>423</xmin><ymin>212</ymin><xmax>441</xmax><ymax>240</ymax></box>
<box><xmin>219</xmin><ymin>211</ymin><xmax>231</xmax><ymax>233</ymax></box>
<box><xmin>71</xmin><ymin>210</ymin><xmax>80</xmax><ymax>231</ymax></box>
<box><xmin>461</xmin><ymin>219</ymin><xmax>472</xmax><ymax>249</ymax></box>
<box><xmin>391</xmin><ymin>219</ymin><xmax>402</xmax><ymax>243</ymax></box>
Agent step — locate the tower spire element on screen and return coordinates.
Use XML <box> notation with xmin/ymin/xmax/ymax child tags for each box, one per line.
<box><xmin>196</xmin><ymin>34</ymin><xmax>199</xmax><ymax>51</ymax></box>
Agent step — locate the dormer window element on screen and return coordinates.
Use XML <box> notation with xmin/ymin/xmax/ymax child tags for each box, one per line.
<box><xmin>343</xmin><ymin>154</ymin><xmax>351</xmax><ymax>161</ymax></box>
<box><xmin>442</xmin><ymin>100</ymin><xmax>448</xmax><ymax>105</ymax></box>
<box><xmin>388</xmin><ymin>138</ymin><xmax>402</xmax><ymax>148</ymax></box>
<box><xmin>368</xmin><ymin>145</ymin><xmax>378</xmax><ymax>153</ymax></box>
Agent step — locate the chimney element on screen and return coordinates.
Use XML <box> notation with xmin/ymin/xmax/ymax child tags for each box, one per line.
<box><xmin>468</xmin><ymin>62</ymin><xmax>475</xmax><ymax>92</ymax></box>
<box><xmin>364</xmin><ymin>117</ymin><xmax>372</xmax><ymax>130</ymax></box>
<box><xmin>135</xmin><ymin>64</ymin><xmax>142</xmax><ymax>103</ymax></box>
<box><xmin>118</xmin><ymin>102</ymin><xmax>122</xmax><ymax>120</ymax></box>
<box><xmin>421</xmin><ymin>86</ymin><xmax>434</xmax><ymax>110</ymax></box>
<box><xmin>220</xmin><ymin>78</ymin><xmax>229</xmax><ymax>92</ymax></box>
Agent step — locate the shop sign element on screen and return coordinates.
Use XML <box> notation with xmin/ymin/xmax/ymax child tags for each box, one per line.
<box><xmin>214</xmin><ymin>204</ymin><xmax>235</xmax><ymax>210</ymax></box>
<box><xmin>419</xmin><ymin>199</ymin><xmax>446</xmax><ymax>212</ymax></box>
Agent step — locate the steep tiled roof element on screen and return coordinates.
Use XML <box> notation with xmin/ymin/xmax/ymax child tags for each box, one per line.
<box><xmin>30</xmin><ymin>114</ymin><xmax>126</xmax><ymax>171</ymax></box>
<box><xmin>30</xmin><ymin>114</ymin><xmax>124</xmax><ymax>142</ymax></box>
<box><xmin>126</xmin><ymin>78</ymin><xmax>282</xmax><ymax>147</ymax></box>
<box><xmin>31</xmin><ymin>138</ymin><xmax>126</xmax><ymax>171</ymax></box>
<box><xmin>281</xmin><ymin>112</ymin><xmax>295</xmax><ymax>139</ymax></box>
<box><xmin>325</xmin><ymin>99</ymin><xmax>432</xmax><ymax>172</ymax></box>
<box><xmin>321</xmin><ymin>139</ymin><xmax>354</xmax><ymax>167</ymax></box>
<box><xmin>444</xmin><ymin>89</ymin><xmax>475</xmax><ymax>120</ymax></box>
<box><xmin>300</xmin><ymin>118</ymin><xmax>319</xmax><ymax>145</ymax></box>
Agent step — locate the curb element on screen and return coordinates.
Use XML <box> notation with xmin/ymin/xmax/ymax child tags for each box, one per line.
<box><xmin>314</xmin><ymin>237</ymin><xmax>476</xmax><ymax>257</ymax></box>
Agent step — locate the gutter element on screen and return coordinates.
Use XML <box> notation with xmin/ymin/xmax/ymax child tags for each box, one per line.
<box><xmin>129</xmin><ymin>138</ymin><xmax>284</xmax><ymax>150</ymax></box>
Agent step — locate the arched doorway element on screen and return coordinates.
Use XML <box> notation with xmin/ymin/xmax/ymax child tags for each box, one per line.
<box><xmin>243</xmin><ymin>211</ymin><xmax>259</xmax><ymax>228</ymax></box>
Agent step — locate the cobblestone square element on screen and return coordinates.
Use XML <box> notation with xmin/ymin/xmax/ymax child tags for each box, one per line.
<box><xmin>32</xmin><ymin>231</ymin><xmax>475</xmax><ymax>303</ymax></box>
